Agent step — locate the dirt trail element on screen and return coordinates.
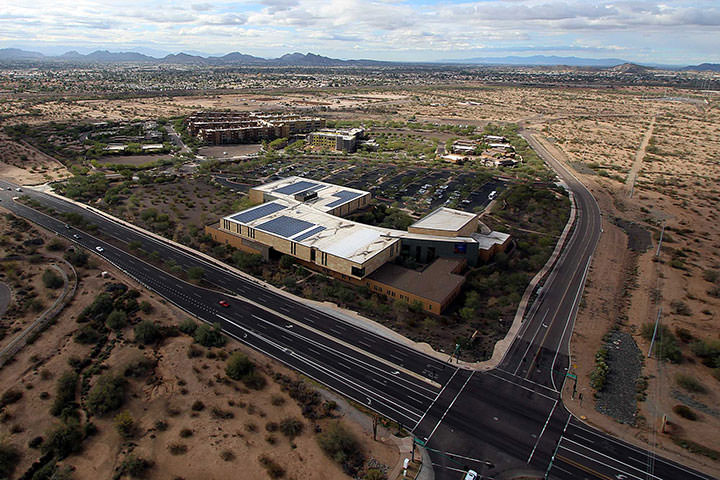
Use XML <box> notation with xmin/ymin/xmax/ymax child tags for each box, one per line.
<box><xmin>625</xmin><ymin>116</ymin><xmax>656</xmax><ymax>196</ymax></box>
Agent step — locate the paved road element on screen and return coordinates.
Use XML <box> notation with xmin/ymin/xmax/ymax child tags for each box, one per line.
<box><xmin>0</xmin><ymin>174</ymin><xmax>715</xmax><ymax>480</ymax></box>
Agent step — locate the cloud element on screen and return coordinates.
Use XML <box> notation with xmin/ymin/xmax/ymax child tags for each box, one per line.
<box><xmin>0</xmin><ymin>0</ymin><xmax>717</xmax><ymax>63</ymax></box>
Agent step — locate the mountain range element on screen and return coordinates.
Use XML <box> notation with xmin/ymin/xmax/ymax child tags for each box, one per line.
<box><xmin>0</xmin><ymin>48</ymin><xmax>386</xmax><ymax>66</ymax></box>
<box><xmin>0</xmin><ymin>47</ymin><xmax>717</xmax><ymax>71</ymax></box>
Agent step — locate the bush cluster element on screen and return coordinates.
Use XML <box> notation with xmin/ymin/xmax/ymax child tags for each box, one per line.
<box><xmin>316</xmin><ymin>421</ymin><xmax>364</xmax><ymax>475</ymax></box>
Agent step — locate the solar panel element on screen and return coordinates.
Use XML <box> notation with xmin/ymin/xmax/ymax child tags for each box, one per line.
<box><xmin>293</xmin><ymin>226</ymin><xmax>326</xmax><ymax>242</ymax></box>
<box><xmin>256</xmin><ymin>216</ymin><xmax>315</xmax><ymax>238</ymax></box>
<box><xmin>230</xmin><ymin>202</ymin><xmax>285</xmax><ymax>223</ymax></box>
<box><xmin>326</xmin><ymin>190</ymin><xmax>363</xmax><ymax>208</ymax></box>
<box><xmin>274</xmin><ymin>180</ymin><xmax>319</xmax><ymax>195</ymax></box>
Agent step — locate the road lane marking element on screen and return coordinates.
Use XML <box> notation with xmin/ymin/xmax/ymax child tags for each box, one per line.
<box><xmin>412</xmin><ymin>367</ymin><xmax>460</xmax><ymax>432</ymax></box>
<box><xmin>527</xmin><ymin>399</ymin><xmax>558</xmax><ymax>463</ymax></box>
<box><xmin>560</xmin><ymin>437</ymin><xmax>661</xmax><ymax>480</ymax></box>
<box><xmin>513</xmin><ymin>309</ymin><xmax>549</xmax><ymax>375</ymax></box>
<box><xmin>426</xmin><ymin>371</ymin><xmax>474</xmax><ymax>443</ymax></box>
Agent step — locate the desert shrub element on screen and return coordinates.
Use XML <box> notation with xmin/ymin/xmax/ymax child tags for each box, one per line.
<box><xmin>87</xmin><ymin>374</ymin><xmax>126</xmax><ymax>416</ymax></box>
<box><xmin>675</xmin><ymin>327</ymin><xmax>694</xmax><ymax>343</ymax></box>
<box><xmin>671</xmin><ymin>300</ymin><xmax>692</xmax><ymax>316</ymax></box>
<box><xmin>179</xmin><ymin>318</ymin><xmax>197</xmax><ymax>335</ymax></box>
<box><xmin>42</xmin><ymin>269</ymin><xmax>64</xmax><ymax>289</ymax></box>
<box><xmin>74</xmin><ymin>324</ymin><xmax>103</xmax><ymax>344</ymax></box>
<box><xmin>134</xmin><ymin>320</ymin><xmax>161</xmax><ymax>344</ymax></box>
<box><xmin>0</xmin><ymin>442</ymin><xmax>20</xmax><ymax>479</ymax></box>
<box><xmin>118</xmin><ymin>454</ymin><xmax>153</xmax><ymax>478</ymax></box>
<box><xmin>258</xmin><ymin>455</ymin><xmax>285</xmax><ymax>479</ymax></box>
<box><xmin>640</xmin><ymin>323</ymin><xmax>681</xmax><ymax>363</ymax></box>
<box><xmin>47</xmin><ymin>238</ymin><xmax>66</xmax><ymax>251</ymax></box>
<box><xmin>28</xmin><ymin>436</ymin><xmax>43</xmax><ymax>449</ymax></box>
<box><xmin>106</xmin><ymin>309</ymin><xmax>127</xmax><ymax>330</ymax></box>
<box><xmin>187</xmin><ymin>344</ymin><xmax>203</xmax><ymax>358</ymax></box>
<box><xmin>123</xmin><ymin>356</ymin><xmax>156</xmax><ymax>378</ymax></box>
<box><xmin>279</xmin><ymin>417</ymin><xmax>303</xmax><ymax>439</ymax></box>
<box><xmin>245</xmin><ymin>422</ymin><xmax>258</xmax><ymax>433</ymax></box>
<box><xmin>187</xmin><ymin>266</ymin><xmax>204</xmax><ymax>281</ymax></box>
<box><xmin>316</xmin><ymin>421</ymin><xmax>364</xmax><ymax>475</ymax></box>
<box><xmin>265</xmin><ymin>421</ymin><xmax>279</xmax><ymax>432</ymax></box>
<box><xmin>139</xmin><ymin>301</ymin><xmax>153</xmax><ymax>314</ymax></box>
<box><xmin>194</xmin><ymin>323</ymin><xmax>225</xmax><ymax>347</ymax></box>
<box><xmin>690</xmin><ymin>339</ymin><xmax>720</xmax><ymax>368</ymax></box>
<box><xmin>191</xmin><ymin>400</ymin><xmax>205</xmax><ymax>411</ymax></box>
<box><xmin>0</xmin><ymin>389</ymin><xmax>23</xmax><ymax>408</ymax></box>
<box><xmin>271</xmin><ymin>395</ymin><xmax>286</xmax><ymax>406</ymax></box>
<box><xmin>42</xmin><ymin>421</ymin><xmax>84</xmax><ymax>459</ymax></box>
<box><xmin>64</xmin><ymin>250</ymin><xmax>88</xmax><ymax>267</ymax></box>
<box><xmin>114</xmin><ymin>410</ymin><xmax>136</xmax><ymax>439</ymax></box>
<box><xmin>220</xmin><ymin>449</ymin><xmax>235</xmax><ymax>461</ymax></box>
<box><xmin>210</xmin><ymin>407</ymin><xmax>234</xmax><ymax>419</ymax></box>
<box><xmin>242</xmin><ymin>371</ymin><xmax>267</xmax><ymax>390</ymax></box>
<box><xmin>168</xmin><ymin>442</ymin><xmax>188</xmax><ymax>455</ymax></box>
<box><xmin>702</xmin><ymin>270</ymin><xmax>720</xmax><ymax>283</ymax></box>
<box><xmin>77</xmin><ymin>292</ymin><xmax>113</xmax><ymax>322</ymax></box>
<box><xmin>590</xmin><ymin>348</ymin><xmax>609</xmax><ymax>391</ymax></box>
<box><xmin>179</xmin><ymin>428</ymin><xmax>193</xmax><ymax>438</ymax></box>
<box><xmin>673</xmin><ymin>405</ymin><xmax>698</xmax><ymax>421</ymax></box>
<box><xmin>154</xmin><ymin>420</ymin><xmax>168</xmax><ymax>431</ymax></box>
<box><xmin>51</xmin><ymin>371</ymin><xmax>79</xmax><ymax>418</ymax></box>
<box><xmin>364</xmin><ymin>469</ymin><xmax>387</xmax><ymax>480</ymax></box>
<box><xmin>676</xmin><ymin>374</ymin><xmax>707</xmax><ymax>394</ymax></box>
<box><xmin>226</xmin><ymin>352</ymin><xmax>254</xmax><ymax>380</ymax></box>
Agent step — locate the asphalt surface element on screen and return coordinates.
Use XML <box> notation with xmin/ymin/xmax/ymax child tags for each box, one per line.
<box><xmin>0</xmin><ymin>282</ymin><xmax>9</xmax><ymax>317</ymax></box>
<box><xmin>0</xmin><ymin>164</ymin><xmax>715</xmax><ymax>480</ymax></box>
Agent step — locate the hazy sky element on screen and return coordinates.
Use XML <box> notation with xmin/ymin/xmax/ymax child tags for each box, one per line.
<box><xmin>2</xmin><ymin>0</ymin><xmax>719</xmax><ymax>64</ymax></box>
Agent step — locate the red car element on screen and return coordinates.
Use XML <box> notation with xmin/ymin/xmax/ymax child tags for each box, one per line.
<box><xmin>218</xmin><ymin>300</ymin><xmax>230</xmax><ymax>308</ymax></box>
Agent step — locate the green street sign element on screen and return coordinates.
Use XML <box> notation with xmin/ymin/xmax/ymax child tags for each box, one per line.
<box><xmin>414</xmin><ymin>438</ymin><xmax>426</xmax><ymax>446</ymax></box>
<box><xmin>566</xmin><ymin>373</ymin><xmax>577</xmax><ymax>379</ymax></box>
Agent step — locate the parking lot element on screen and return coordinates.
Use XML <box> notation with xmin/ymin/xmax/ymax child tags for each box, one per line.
<box><xmin>216</xmin><ymin>155</ymin><xmax>507</xmax><ymax>215</ymax></box>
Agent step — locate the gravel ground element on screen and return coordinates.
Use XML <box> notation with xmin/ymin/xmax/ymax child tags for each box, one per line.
<box><xmin>595</xmin><ymin>331</ymin><xmax>643</xmax><ymax>425</ymax></box>
<box><xmin>671</xmin><ymin>389</ymin><xmax>720</xmax><ymax>418</ymax></box>
<box><xmin>612</xmin><ymin>217</ymin><xmax>653</xmax><ymax>252</ymax></box>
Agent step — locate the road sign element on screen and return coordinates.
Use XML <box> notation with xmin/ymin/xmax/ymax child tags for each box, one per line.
<box><xmin>566</xmin><ymin>373</ymin><xmax>577</xmax><ymax>379</ymax></box>
<box><xmin>414</xmin><ymin>438</ymin><xmax>426</xmax><ymax>447</ymax></box>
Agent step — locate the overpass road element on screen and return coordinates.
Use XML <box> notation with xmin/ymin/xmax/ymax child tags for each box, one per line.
<box><xmin>0</xmin><ymin>152</ymin><xmax>714</xmax><ymax>480</ymax></box>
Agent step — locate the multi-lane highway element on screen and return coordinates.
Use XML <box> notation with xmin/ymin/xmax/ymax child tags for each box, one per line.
<box><xmin>0</xmin><ymin>150</ymin><xmax>715</xmax><ymax>480</ymax></box>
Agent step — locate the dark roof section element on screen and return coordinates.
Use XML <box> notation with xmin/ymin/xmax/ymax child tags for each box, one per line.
<box><xmin>293</xmin><ymin>225</ymin><xmax>326</xmax><ymax>242</ymax></box>
<box><xmin>230</xmin><ymin>202</ymin><xmax>285</xmax><ymax>223</ymax></box>
<box><xmin>256</xmin><ymin>215</ymin><xmax>316</xmax><ymax>238</ymax></box>
<box><xmin>326</xmin><ymin>190</ymin><xmax>364</xmax><ymax>208</ymax></box>
<box><xmin>274</xmin><ymin>180</ymin><xmax>319</xmax><ymax>195</ymax></box>
<box><xmin>367</xmin><ymin>258</ymin><xmax>466</xmax><ymax>304</ymax></box>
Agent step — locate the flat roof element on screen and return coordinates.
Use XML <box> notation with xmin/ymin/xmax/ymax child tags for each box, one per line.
<box><xmin>410</xmin><ymin>207</ymin><xmax>478</xmax><ymax>232</ymax></box>
<box><xmin>252</xmin><ymin>176</ymin><xmax>370</xmax><ymax>213</ymax></box>
<box><xmin>223</xmin><ymin>199</ymin><xmax>397</xmax><ymax>265</ymax></box>
<box><xmin>367</xmin><ymin>258</ymin><xmax>465</xmax><ymax>304</ymax></box>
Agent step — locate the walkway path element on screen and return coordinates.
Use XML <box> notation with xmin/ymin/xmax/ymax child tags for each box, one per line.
<box><xmin>626</xmin><ymin>116</ymin><xmax>656</xmax><ymax>198</ymax></box>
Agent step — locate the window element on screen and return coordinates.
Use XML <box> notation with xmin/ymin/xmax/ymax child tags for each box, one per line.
<box><xmin>290</xmin><ymin>242</ymin><xmax>297</xmax><ymax>255</ymax></box>
<box><xmin>351</xmin><ymin>266</ymin><xmax>365</xmax><ymax>277</ymax></box>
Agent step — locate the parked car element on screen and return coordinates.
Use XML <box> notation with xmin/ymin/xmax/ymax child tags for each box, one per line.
<box><xmin>464</xmin><ymin>471</ymin><xmax>478</xmax><ymax>480</ymax></box>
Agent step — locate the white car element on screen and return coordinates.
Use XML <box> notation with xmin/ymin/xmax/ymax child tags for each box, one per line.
<box><xmin>15</xmin><ymin>187</ymin><xmax>22</xmax><ymax>192</ymax></box>
<box><xmin>464</xmin><ymin>470</ymin><xmax>478</xmax><ymax>480</ymax></box>
<box><xmin>95</xmin><ymin>246</ymin><xmax>104</xmax><ymax>252</ymax></box>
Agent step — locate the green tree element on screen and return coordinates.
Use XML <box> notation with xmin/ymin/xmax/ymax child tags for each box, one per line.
<box><xmin>194</xmin><ymin>323</ymin><xmax>226</xmax><ymax>348</ymax></box>
<box><xmin>42</xmin><ymin>421</ymin><xmax>84</xmax><ymax>459</ymax></box>
<box><xmin>187</xmin><ymin>266</ymin><xmax>204</xmax><ymax>281</ymax></box>
<box><xmin>226</xmin><ymin>352</ymin><xmax>254</xmax><ymax>380</ymax></box>
<box><xmin>134</xmin><ymin>320</ymin><xmax>160</xmax><ymax>344</ymax></box>
<box><xmin>87</xmin><ymin>374</ymin><xmax>126</xmax><ymax>416</ymax></box>
<box><xmin>106</xmin><ymin>309</ymin><xmax>127</xmax><ymax>330</ymax></box>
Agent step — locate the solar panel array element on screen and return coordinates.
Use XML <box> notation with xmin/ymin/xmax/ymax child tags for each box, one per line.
<box><xmin>274</xmin><ymin>180</ymin><xmax>319</xmax><ymax>195</ymax></box>
<box><xmin>326</xmin><ymin>190</ymin><xmax>363</xmax><ymax>208</ymax></box>
<box><xmin>256</xmin><ymin>215</ymin><xmax>316</xmax><ymax>238</ymax></box>
<box><xmin>230</xmin><ymin>202</ymin><xmax>285</xmax><ymax>223</ymax></box>
<box><xmin>293</xmin><ymin>225</ymin><xmax>326</xmax><ymax>242</ymax></box>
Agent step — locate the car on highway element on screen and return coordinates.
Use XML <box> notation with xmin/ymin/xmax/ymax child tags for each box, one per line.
<box><xmin>72</xmin><ymin>234</ymin><xmax>81</xmax><ymax>240</ymax></box>
<box><xmin>95</xmin><ymin>246</ymin><xmax>104</xmax><ymax>252</ymax></box>
<box><xmin>65</xmin><ymin>224</ymin><xmax>71</xmax><ymax>229</ymax></box>
<box><xmin>218</xmin><ymin>300</ymin><xmax>230</xmax><ymax>308</ymax></box>
<box><xmin>15</xmin><ymin>187</ymin><xmax>22</xmax><ymax>192</ymax></box>
<box><xmin>464</xmin><ymin>470</ymin><xmax>478</xmax><ymax>480</ymax></box>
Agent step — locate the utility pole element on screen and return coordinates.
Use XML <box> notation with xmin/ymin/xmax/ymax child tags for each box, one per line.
<box><xmin>372</xmin><ymin>415</ymin><xmax>378</xmax><ymax>441</ymax></box>
<box><xmin>648</xmin><ymin>307</ymin><xmax>663</xmax><ymax>358</ymax></box>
